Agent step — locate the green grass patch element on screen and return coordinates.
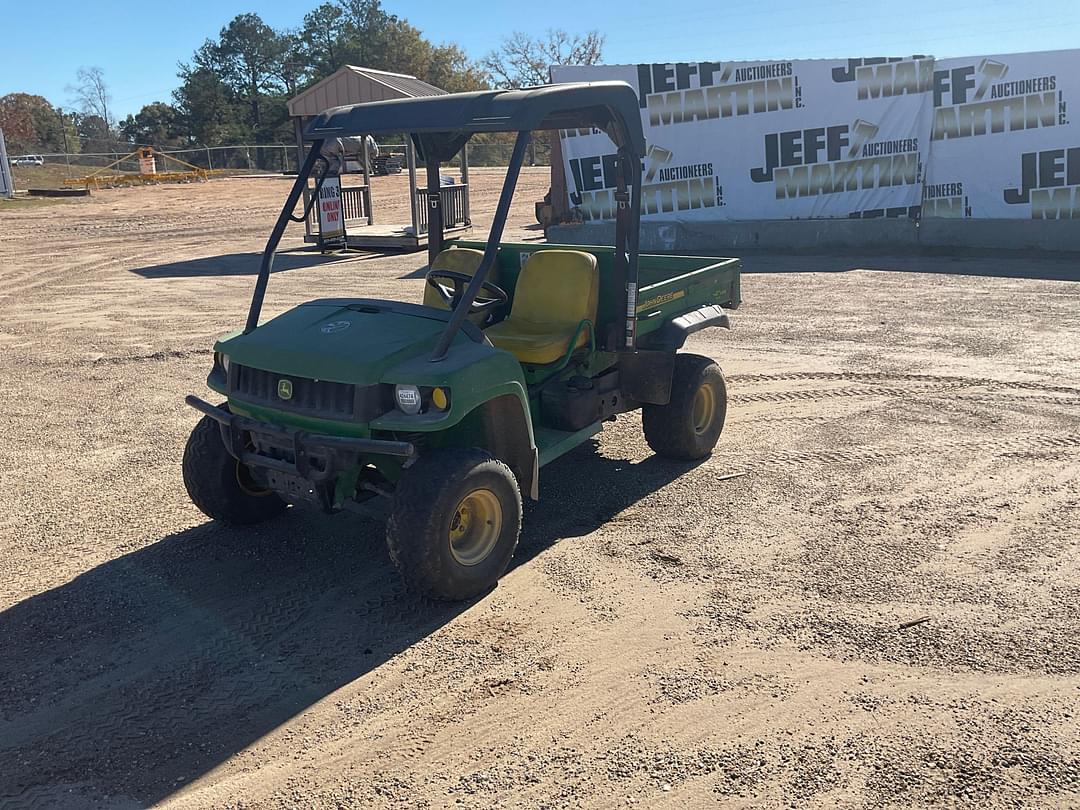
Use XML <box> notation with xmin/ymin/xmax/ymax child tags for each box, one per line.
<box><xmin>0</xmin><ymin>195</ymin><xmax>66</xmax><ymax>210</ymax></box>
<box><xmin>11</xmin><ymin>162</ymin><xmax>119</xmax><ymax>189</ymax></box>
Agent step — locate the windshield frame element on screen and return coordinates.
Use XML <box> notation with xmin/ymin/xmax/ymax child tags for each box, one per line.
<box><xmin>246</xmin><ymin>92</ymin><xmax>644</xmax><ymax>357</ymax></box>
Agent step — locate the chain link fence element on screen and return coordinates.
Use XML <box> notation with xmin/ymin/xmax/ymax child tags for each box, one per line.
<box><xmin>16</xmin><ymin>144</ymin><xmax>296</xmax><ymax>177</ymax></box>
<box><xmin>9</xmin><ymin>137</ymin><xmax>554</xmax><ymax>188</ymax></box>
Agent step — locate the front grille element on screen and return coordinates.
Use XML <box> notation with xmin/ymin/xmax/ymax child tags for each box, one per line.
<box><xmin>232</xmin><ymin>365</ymin><xmax>356</xmax><ymax>420</ymax></box>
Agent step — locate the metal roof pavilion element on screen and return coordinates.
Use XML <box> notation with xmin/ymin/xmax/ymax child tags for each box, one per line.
<box><xmin>287</xmin><ymin>66</ymin><xmax>469</xmax><ymax>253</ymax></box>
<box><xmin>287</xmin><ymin>66</ymin><xmax>446</xmax><ymax>119</ymax></box>
<box><xmin>306</xmin><ymin>82</ymin><xmax>647</xmax><ymax>157</ymax></box>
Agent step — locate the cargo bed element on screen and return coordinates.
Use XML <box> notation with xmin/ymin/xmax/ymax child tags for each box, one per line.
<box><xmin>451</xmin><ymin>240</ymin><xmax>741</xmax><ymax>344</ymax></box>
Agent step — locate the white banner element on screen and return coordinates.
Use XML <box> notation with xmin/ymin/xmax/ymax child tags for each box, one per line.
<box><xmin>317</xmin><ymin>175</ymin><xmax>344</xmax><ymax>238</ymax></box>
<box><xmin>923</xmin><ymin>49</ymin><xmax>1079</xmax><ymax>219</ymax></box>
<box><xmin>553</xmin><ymin>58</ymin><xmax>934</xmax><ymax>222</ymax></box>
<box><xmin>0</xmin><ymin>130</ymin><xmax>13</xmax><ymax>199</ymax></box>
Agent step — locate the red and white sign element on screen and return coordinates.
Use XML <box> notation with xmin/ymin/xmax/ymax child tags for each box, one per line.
<box><xmin>318</xmin><ymin>175</ymin><xmax>345</xmax><ymax>238</ymax></box>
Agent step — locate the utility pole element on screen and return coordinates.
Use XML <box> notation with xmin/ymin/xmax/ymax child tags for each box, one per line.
<box><xmin>0</xmin><ymin>129</ymin><xmax>14</xmax><ymax>198</ymax></box>
<box><xmin>57</xmin><ymin>107</ymin><xmax>71</xmax><ymax>169</ymax></box>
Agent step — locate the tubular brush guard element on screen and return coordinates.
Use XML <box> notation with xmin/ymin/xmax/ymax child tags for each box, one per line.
<box><xmin>185</xmin><ymin>395</ymin><xmax>415</xmax><ymax>484</ymax></box>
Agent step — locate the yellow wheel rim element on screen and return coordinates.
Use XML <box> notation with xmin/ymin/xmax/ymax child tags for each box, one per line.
<box><xmin>449</xmin><ymin>488</ymin><xmax>503</xmax><ymax>566</ymax></box>
<box><xmin>691</xmin><ymin>382</ymin><xmax>717</xmax><ymax>435</ymax></box>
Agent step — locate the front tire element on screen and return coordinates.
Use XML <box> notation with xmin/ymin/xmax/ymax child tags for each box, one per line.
<box><xmin>387</xmin><ymin>449</ymin><xmax>522</xmax><ymax>601</ymax></box>
<box><xmin>643</xmin><ymin>354</ymin><xmax>727</xmax><ymax>460</ymax></box>
<box><xmin>182</xmin><ymin>410</ymin><xmax>287</xmax><ymax>525</ymax></box>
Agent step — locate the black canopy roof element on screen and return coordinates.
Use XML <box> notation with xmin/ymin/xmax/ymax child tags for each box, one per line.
<box><xmin>304</xmin><ymin>81</ymin><xmax>646</xmax><ymax>159</ymax></box>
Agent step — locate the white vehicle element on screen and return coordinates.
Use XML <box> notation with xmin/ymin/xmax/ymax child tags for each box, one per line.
<box><xmin>12</xmin><ymin>155</ymin><xmax>44</xmax><ymax>166</ymax></box>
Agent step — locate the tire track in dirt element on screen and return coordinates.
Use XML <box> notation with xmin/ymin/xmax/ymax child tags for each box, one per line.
<box><xmin>0</xmin><ymin>206</ymin><xmax>284</xmax><ymax>301</ymax></box>
<box><xmin>5</xmin><ymin>348</ymin><xmax>214</xmax><ymax>371</ymax></box>
<box><xmin>731</xmin><ymin>384</ymin><xmax>961</xmax><ymax>404</ymax></box>
<box><xmin>953</xmin><ymin>393</ymin><xmax>1080</xmax><ymax>407</ymax></box>
<box><xmin>731</xmin><ymin>414</ymin><xmax>837</xmax><ymax>426</ymax></box>
<box><xmin>0</xmin><ymin>247</ymin><xmax>171</xmax><ymax>301</ymax></box>
<box><xmin>728</xmin><ymin>370</ymin><xmax>1080</xmax><ymax>397</ymax></box>
<box><xmin>1</xmin><ymin>247</ymin><xmax>250</xmax><ymax>306</ymax></box>
<box><xmin>731</xmin><ymin>371</ymin><xmax>962</xmax><ymax>384</ymax></box>
<box><xmin>753</xmin><ymin>432</ymin><xmax>1080</xmax><ymax>470</ymax></box>
<box><xmin>731</xmin><ymin>385</ymin><xmax>1080</xmax><ymax>408</ymax></box>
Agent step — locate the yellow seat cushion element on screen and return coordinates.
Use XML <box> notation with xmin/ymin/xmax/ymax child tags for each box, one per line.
<box><xmin>486</xmin><ymin>250</ymin><xmax>598</xmax><ymax>365</ymax></box>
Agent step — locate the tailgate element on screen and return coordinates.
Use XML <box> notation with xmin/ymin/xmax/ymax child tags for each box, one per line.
<box><xmin>635</xmin><ymin>256</ymin><xmax>741</xmax><ymax>341</ymax></box>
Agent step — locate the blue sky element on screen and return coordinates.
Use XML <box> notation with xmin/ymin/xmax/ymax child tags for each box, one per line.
<box><xmin>2</xmin><ymin>0</ymin><xmax>1077</xmax><ymax>118</ymax></box>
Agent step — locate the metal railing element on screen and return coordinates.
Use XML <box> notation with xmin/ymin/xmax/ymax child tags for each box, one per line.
<box><xmin>415</xmin><ymin>184</ymin><xmax>469</xmax><ymax>234</ymax></box>
<box><xmin>341</xmin><ymin>186</ymin><xmax>371</xmax><ymax>222</ymax></box>
<box><xmin>305</xmin><ymin>184</ymin><xmax>372</xmax><ymax>230</ymax></box>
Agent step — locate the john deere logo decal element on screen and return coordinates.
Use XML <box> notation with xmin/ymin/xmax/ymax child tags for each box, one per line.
<box><xmin>277</xmin><ymin>379</ymin><xmax>293</xmax><ymax>400</ymax></box>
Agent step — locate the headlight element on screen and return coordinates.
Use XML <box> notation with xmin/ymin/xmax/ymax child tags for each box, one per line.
<box><xmin>393</xmin><ymin>385</ymin><xmax>451</xmax><ymax>415</ymax></box>
<box><xmin>395</xmin><ymin>384</ymin><xmax>422</xmax><ymax>415</ymax></box>
<box><xmin>208</xmin><ymin>352</ymin><xmax>230</xmax><ymax>391</ymax></box>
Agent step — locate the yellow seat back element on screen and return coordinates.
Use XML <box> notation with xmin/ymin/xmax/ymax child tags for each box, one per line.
<box><xmin>484</xmin><ymin>250</ymin><xmax>599</xmax><ymax>365</ymax></box>
<box><xmin>422</xmin><ymin>247</ymin><xmax>488</xmax><ymax>310</ymax></box>
<box><xmin>510</xmin><ymin>250</ymin><xmax>598</xmax><ymax>327</ymax></box>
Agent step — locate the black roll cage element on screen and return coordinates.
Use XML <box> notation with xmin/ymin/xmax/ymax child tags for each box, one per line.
<box><xmin>243</xmin><ymin>81</ymin><xmax>645</xmax><ymax>362</ymax></box>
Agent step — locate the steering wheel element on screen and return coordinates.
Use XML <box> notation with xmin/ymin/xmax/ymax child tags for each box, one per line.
<box><xmin>426</xmin><ymin>270</ymin><xmax>509</xmax><ymax>315</ymax></box>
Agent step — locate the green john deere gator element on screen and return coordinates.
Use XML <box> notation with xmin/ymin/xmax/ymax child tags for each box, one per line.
<box><xmin>183</xmin><ymin>81</ymin><xmax>741</xmax><ymax>600</ymax></box>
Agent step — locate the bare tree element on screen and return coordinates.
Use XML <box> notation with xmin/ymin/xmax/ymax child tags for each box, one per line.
<box><xmin>481</xmin><ymin>29</ymin><xmax>604</xmax><ymax>165</ymax></box>
<box><xmin>482</xmin><ymin>29</ymin><xmax>604</xmax><ymax>89</ymax></box>
<box><xmin>69</xmin><ymin>66</ymin><xmax>113</xmax><ymax>128</ymax></box>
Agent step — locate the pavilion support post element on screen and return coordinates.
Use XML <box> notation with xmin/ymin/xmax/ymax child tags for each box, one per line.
<box><xmin>461</xmin><ymin>144</ymin><xmax>471</xmax><ymax>225</ymax></box>
<box><xmin>426</xmin><ymin>154</ymin><xmax>444</xmax><ymax>265</ymax></box>
<box><xmin>406</xmin><ymin>139</ymin><xmax>419</xmax><ymax>246</ymax></box>
<box><xmin>549</xmin><ymin>130</ymin><xmax>568</xmax><ymax>223</ymax></box>
<box><xmin>362</xmin><ymin>133</ymin><xmax>373</xmax><ymax>226</ymax></box>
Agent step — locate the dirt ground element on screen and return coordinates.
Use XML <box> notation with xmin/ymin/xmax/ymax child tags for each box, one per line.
<box><xmin>1</xmin><ymin>169</ymin><xmax>1078</xmax><ymax>809</ymax></box>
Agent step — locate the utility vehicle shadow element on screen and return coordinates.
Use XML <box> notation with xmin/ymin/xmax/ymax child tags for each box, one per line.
<box><xmin>513</xmin><ymin>440</ymin><xmax>704</xmax><ymax>568</ymax></box>
<box><xmin>400</xmin><ymin>261</ymin><xmax>433</xmax><ymax>280</ymax></box>
<box><xmin>0</xmin><ymin>508</ymin><xmax>438</xmax><ymax>807</ymax></box>
<box><xmin>130</xmin><ymin>248</ymin><xmax>385</xmax><ymax>279</ymax></box>
<box><xmin>0</xmin><ymin>442</ymin><xmax>697</xmax><ymax>806</ymax></box>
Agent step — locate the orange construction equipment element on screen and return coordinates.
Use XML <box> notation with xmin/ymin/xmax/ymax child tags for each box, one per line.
<box><xmin>62</xmin><ymin>146</ymin><xmax>224</xmax><ymax>189</ymax></box>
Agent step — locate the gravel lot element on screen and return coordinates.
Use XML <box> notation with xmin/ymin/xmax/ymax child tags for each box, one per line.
<box><xmin>1</xmin><ymin>170</ymin><xmax>1078</xmax><ymax>809</ymax></box>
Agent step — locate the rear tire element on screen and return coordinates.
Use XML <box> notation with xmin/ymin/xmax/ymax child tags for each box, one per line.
<box><xmin>643</xmin><ymin>354</ymin><xmax>727</xmax><ymax>460</ymax></box>
<box><xmin>182</xmin><ymin>409</ymin><xmax>287</xmax><ymax>525</ymax></box>
<box><xmin>387</xmin><ymin>449</ymin><xmax>522</xmax><ymax>601</ymax></box>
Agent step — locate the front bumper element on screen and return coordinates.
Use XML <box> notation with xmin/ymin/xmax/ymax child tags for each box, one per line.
<box><xmin>185</xmin><ymin>395</ymin><xmax>415</xmax><ymax>483</ymax></box>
